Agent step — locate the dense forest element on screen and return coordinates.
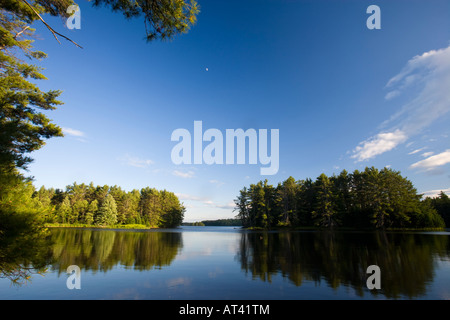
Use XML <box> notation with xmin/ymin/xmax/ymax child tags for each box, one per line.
<box><xmin>32</xmin><ymin>182</ymin><xmax>185</xmax><ymax>228</ymax></box>
<box><xmin>183</xmin><ymin>218</ymin><xmax>242</xmax><ymax>226</ymax></box>
<box><xmin>234</xmin><ymin>167</ymin><xmax>449</xmax><ymax>230</ymax></box>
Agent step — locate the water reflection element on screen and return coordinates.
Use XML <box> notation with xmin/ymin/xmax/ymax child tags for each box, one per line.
<box><xmin>1</xmin><ymin>227</ymin><xmax>450</xmax><ymax>299</ymax></box>
<box><xmin>0</xmin><ymin>229</ymin><xmax>53</xmax><ymax>286</ymax></box>
<box><xmin>237</xmin><ymin>231</ymin><xmax>450</xmax><ymax>298</ymax></box>
<box><xmin>50</xmin><ymin>228</ymin><xmax>183</xmax><ymax>273</ymax></box>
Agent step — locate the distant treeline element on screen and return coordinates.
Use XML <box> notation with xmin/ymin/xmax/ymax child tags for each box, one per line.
<box><xmin>183</xmin><ymin>218</ymin><xmax>242</xmax><ymax>226</ymax></box>
<box><xmin>33</xmin><ymin>182</ymin><xmax>185</xmax><ymax>228</ymax></box>
<box><xmin>234</xmin><ymin>167</ymin><xmax>448</xmax><ymax>229</ymax></box>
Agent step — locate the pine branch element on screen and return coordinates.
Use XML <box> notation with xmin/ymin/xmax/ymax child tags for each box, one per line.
<box><xmin>13</xmin><ymin>25</ymin><xmax>30</xmax><ymax>39</ymax></box>
<box><xmin>20</xmin><ymin>0</ymin><xmax>83</xmax><ymax>49</ymax></box>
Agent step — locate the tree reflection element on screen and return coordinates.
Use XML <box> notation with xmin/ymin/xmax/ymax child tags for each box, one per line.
<box><xmin>49</xmin><ymin>228</ymin><xmax>183</xmax><ymax>274</ymax></box>
<box><xmin>1</xmin><ymin>228</ymin><xmax>184</xmax><ymax>285</ymax></box>
<box><xmin>238</xmin><ymin>231</ymin><xmax>450</xmax><ymax>298</ymax></box>
<box><xmin>0</xmin><ymin>229</ymin><xmax>53</xmax><ymax>286</ymax></box>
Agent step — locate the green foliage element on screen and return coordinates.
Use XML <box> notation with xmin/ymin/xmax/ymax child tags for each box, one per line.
<box><xmin>95</xmin><ymin>194</ymin><xmax>118</xmax><ymax>226</ymax></box>
<box><xmin>183</xmin><ymin>221</ymin><xmax>205</xmax><ymax>226</ymax></box>
<box><xmin>0</xmin><ymin>168</ymin><xmax>52</xmax><ymax>285</ymax></box>
<box><xmin>200</xmin><ymin>219</ymin><xmax>242</xmax><ymax>226</ymax></box>
<box><xmin>33</xmin><ymin>181</ymin><xmax>185</xmax><ymax>228</ymax></box>
<box><xmin>92</xmin><ymin>0</ymin><xmax>200</xmax><ymax>41</ymax></box>
<box><xmin>423</xmin><ymin>191</ymin><xmax>450</xmax><ymax>227</ymax></box>
<box><xmin>184</xmin><ymin>219</ymin><xmax>242</xmax><ymax>226</ymax></box>
<box><xmin>0</xmin><ymin>1</ymin><xmax>66</xmax><ymax>170</ymax></box>
<box><xmin>56</xmin><ymin>195</ymin><xmax>71</xmax><ymax>224</ymax></box>
<box><xmin>234</xmin><ymin>167</ymin><xmax>446</xmax><ymax>230</ymax></box>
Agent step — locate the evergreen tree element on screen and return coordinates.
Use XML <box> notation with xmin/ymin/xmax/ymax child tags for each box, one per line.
<box><xmin>96</xmin><ymin>194</ymin><xmax>118</xmax><ymax>226</ymax></box>
<box><xmin>0</xmin><ymin>0</ymin><xmax>66</xmax><ymax>171</ymax></box>
<box><xmin>73</xmin><ymin>199</ymin><xmax>88</xmax><ymax>224</ymax></box>
<box><xmin>85</xmin><ymin>199</ymin><xmax>98</xmax><ymax>226</ymax></box>
<box><xmin>121</xmin><ymin>189</ymin><xmax>141</xmax><ymax>224</ymax></box>
<box><xmin>56</xmin><ymin>195</ymin><xmax>71</xmax><ymax>224</ymax></box>
<box><xmin>158</xmin><ymin>190</ymin><xmax>185</xmax><ymax>228</ymax></box>
<box><xmin>0</xmin><ymin>168</ymin><xmax>49</xmax><ymax>239</ymax></box>
<box><xmin>249</xmin><ymin>181</ymin><xmax>268</xmax><ymax>228</ymax></box>
<box><xmin>297</xmin><ymin>178</ymin><xmax>314</xmax><ymax>226</ymax></box>
<box><xmin>139</xmin><ymin>187</ymin><xmax>161</xmax><ymax>226</ymax></box>
<box><xmin>234</xmin><ymin>187</ymin><xmax>251</xmax><ymax>228</ymax></box>
<box><xmin>234</xmin><ymin>167</ymin><xmax>444</xmax><ymax>230</ymax></box>
<box><xmin>92</xmin><ymin>0</ymin><xmax>199</xmax><ymax>41</ymax></box>
<box><xmin>424</xmin><ymin>191</ymin><xmax>450</xmax><ymax>227</ymax></box>
<box><xmin>331</xmin><ymin>170</ymin><xmax>351</xmax><ymax>224</ymax></box>
<box><xmin>312</xmin><ymin>173</ymin><xmax>337</xmax><ymax>228</ymax></box>
<box><xmin>278</xmin><ymin>176</ymin><xmax>298</xmax><ymax>226</ymax></box>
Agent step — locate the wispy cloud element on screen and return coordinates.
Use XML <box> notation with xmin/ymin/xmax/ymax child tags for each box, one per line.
<box><xmin>62</xmin><ymin>127</ymin><xmax>85</xmax><ymax>137</ymax></box>
<box><xmin>384</xmin><ymin>90</ymin><xmax>400</xmax><ymax>101</ymax></box>
<box><xmin>176</xmin><ymin>193</ymin><xmax>205</xmax><ymax>201</ymax></box>
<box><xmin>351</xmin><ymin>129</ymin><xmax>407</xmax><ymax>162</ymax></box>
<box><xmin>215</xmin><ymin>201</ymin><xmax>235</xmax><ymax>210</ymax></box>
<box><xmin>122</xmin><ymin>154</ymin><xmax>154</xmax><ymax>168</ymax></box>
<box><xmin>209</xmin><ymin>179</ymin><xmax>225</xmax><ymax>187</ymax></box>
<box><xmin>421</xmin><ymin>152</ymin><xmax>434</xmax><ymax>158</ymax></box>
<box><xmin>408</xmin><ymin>147</ymin><xmax>425</xmax><ymax>155</ymax></box>
<box><xmin>173</xmin><ymin>170</ymin><xmax>195</xmax><ymax>178</ymax></box>
<box><xmin>203</xmin><ymin>200</ymin><xmax>235</xmax><ymax>210</ymax></box>
<box><xmin>421</xmin><ymin>188</ymin><xmax>450</xmax><ymax>198</ymax></box>
<box><xmin>352</xmin><ymin>44</ymin><xmax>450</xmax><ymax>161</ymax></box>
<box><xmin>410</xmin><ymin>149</ymin><xmax>450</xmax><ymax>171</ymax></box>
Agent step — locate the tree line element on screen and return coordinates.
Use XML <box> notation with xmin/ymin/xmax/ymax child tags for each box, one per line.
<box><xmin>234</xmin><ymin>167</ymin><xmax>447</xmax><ymax>229</ymax></box>
<box><xmin>183</xmin><ymin>218</ymin><xmax>242</xmax><ymax>226</ymax></box>
<box><xmin>33</xmin><ymin>182</ymin><xmax>185</xmax><ymax>228</ymax></box>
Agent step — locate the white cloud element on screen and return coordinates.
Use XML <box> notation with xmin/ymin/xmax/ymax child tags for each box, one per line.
<box><xmin>173</xmin><ymin>170</ymin><xmax>195</xmax><ymax>178</ymax></box>
<box><xmin>421</xmin><ymin>188</ymin><xmax>450</xmax><ymax>198</ymax></box>
<box><xmin>176</xmin><ymin>193</ymin><xmax>205</xmax><ymax>201</ymax></box>
<box><xmin>421</xmin><ymin>152</ymin><xmax>434</xmax><ymax>158</ymax></box>
<box><xmin>209</xmin><ymin>179</ymin><xmax>225</xmax><ymax>187</ymax></box>
<box><xmin>203</xmin><ymin>200</ymin><xmax>235</xmax><ymax>210</ymax></box>
<box><xmin>408</xmin><ymin>148</ymin><xmax>425</xmax><ymax>155</ymax></box>
<box><xmin>384</xmin><ymin>90</ymin><xmax>400</xmax><ymax>100</ymax></box>
<box><xmin>352</xmin><ymin>44</ymin><xmax>450</xmax><ymax>161</ymax></box>
<box><xmin>410</xmin><ymin>149</ymin><xmax>450</xmax><ymax>171</ymax></box>
<box><xmin>122</xmin><ymin>154</ymin><xmax>154</xmax><ymax>168</ymax></box>
<box><xmin>62</xmin><ymin>127</ymin><xmax>85</xmax><ymax>137</ymax></box>
<box><xmin>351</xmin><ymin>129</ymin><xmax>407</xmax><ymax>162</ymax></box>
<box><xmin>216</xmin><ymin>201</ymin><xmax>236</xmax><ymax>210</ymax></box>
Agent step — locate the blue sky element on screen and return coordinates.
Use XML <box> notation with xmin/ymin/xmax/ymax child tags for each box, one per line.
<box><xmin>27</xmin><ymin>0</ymin><xmax>450</xmax><ymax>222</ymax></box>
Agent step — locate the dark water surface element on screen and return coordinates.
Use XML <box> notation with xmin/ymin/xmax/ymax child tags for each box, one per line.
<box><xmin>1</xmin><ymin>226</ymin><xmax>450</xmax><ymax>299</ymax></box>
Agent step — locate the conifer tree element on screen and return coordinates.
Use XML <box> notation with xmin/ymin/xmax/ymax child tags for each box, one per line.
<box><xmin>56</xmin><ymin>195</ymin><xmax>71</xmax><ymax>224</ymax></box>
<box><xmin>96</xmin><ymin>194</ymin><xmax>118</xmax><ymax>226</ymax></box>
<box><xmin>312</xmin><ymin>173</ymin><xmax>337</xmax><ymax>228</ymax></box>
<box><xmin>84</xmin><ymin>199</ymin><xmax>98</xmax><ymax>225</ymax></box>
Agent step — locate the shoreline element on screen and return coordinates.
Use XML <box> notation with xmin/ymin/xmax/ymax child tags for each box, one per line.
<box><xmin>44</xmin><ymin>223</ymin><xmax>447</xmax><ymax>232</ymax></box>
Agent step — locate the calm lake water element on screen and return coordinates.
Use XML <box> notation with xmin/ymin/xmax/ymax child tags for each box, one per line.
<box><xmin>1</xmin><ymin>226</ymin><xmax>450</xmax><ymax>300</ymax></box>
